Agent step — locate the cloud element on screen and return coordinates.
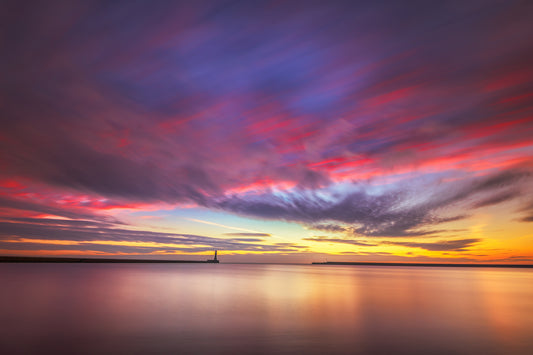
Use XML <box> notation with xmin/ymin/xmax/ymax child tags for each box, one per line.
<box><xmin>223</xmin><ymin>233</ymin><xmax>271</xmax><ymax>237</ymax></box>
<box><xmin>213</xmin><ymin>167</ymin><xmax>532</xmax><ymax>237</ymax></box>
<box><xmin>1</xmin><ymin>0</ymin><xmax>532</xmax><ymax>258</ymax></box>
<box><xmin>303</xmin><ymin>236</ymin><xmax>377</xmax><ymax>247</ymax></box>
<box><xmin>437</xmin><ymin>215</ymin><xmax>470</xmax><ymax>223</ymax></box>
<box><xmin>387</xmin><ymin>239</ymin><xmax>481</xmax><ymax>251</ymax></box>
<box><xmin>3</xmin><ymin>217</ymin><xmax>117</xmax><ymax>228</ymax></box>
<box><xmin>2</xmin><ymin>0</ymin><xmax>532</xmax><ymax>206</ymax></box>
<box><xmin>473</xmin><ymin>190</ymin><xmax>521</xmax><ymax>208</ymax></box>
<box><xmin>302</xmin><ymin>236</ymin><xmax>481</xmax><ymax>251</ymax></box>
<box><xmin>307</xmin><ymin>224</ymin><xmax>348</xmax><ymax>233</ymax></box>
<box><xmin>0</xmin><ymin>219</ymin><xmax>306</xmax><ymax>254</ymax></box>
<box><xmin>517</xmin><ymin>199</ymin><xmax>533</xmax><ymax>222</ymax></box>
<box><xmin>338</xmin><ymin>251</ymin><xmax>393</xmax><ymax>256</ymax></box>
<box><xmin>471</xmin><ymin>169</ymin><xmax>530</xmax><ymax>195</ymax></box>
<box><xmin>429</xmin><ymin>167</ymin><xmax>530</xmax><ymax>209</ymax></box>
<box><xmin>0</xmin><ymin>195</ymin><xmax>113</xmax><ymax>222</ymax></box>
<box><xmin>213</xmin><ymin>188</ymin><xmax>431</xmax><ymax>237</ymax></box>
<box><xmin>229</xmin><ymin>238</ymin><xmax>265</xmax><ymax>242</ymax></box>
<box><xmin>213</xmin><ymin>188</ymin><xmax>435</xmax><ymax>237</ymax></box>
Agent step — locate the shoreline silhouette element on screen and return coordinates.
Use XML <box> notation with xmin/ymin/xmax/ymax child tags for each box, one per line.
<box><xmin>0</xmin><ymin>256</ymin><xmax>218</xmax><ymax>263</ymax></box>
<box><xmin>0</xmin><ymin>250</ymin><xmax>222</xmax><ymax>264</ymax></box>
<box><xmin>312</xmin><ymin>261</ymin><xmax>533</xmax><ymax>268</ymax></box>
<box><xmin>1</xmin><ymin>256</ymin><xmax>532</xmax><ymax>267</ymax></box>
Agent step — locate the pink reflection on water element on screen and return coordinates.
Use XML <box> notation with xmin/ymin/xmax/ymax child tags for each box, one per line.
<box><xmin>1</xmin><ymin>264</ymin><xmax>532</xmax><ymax>354</ymax></box>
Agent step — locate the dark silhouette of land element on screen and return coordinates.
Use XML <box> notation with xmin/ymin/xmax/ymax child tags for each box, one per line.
<box><xmin>2</xmin><ymin>256</ymin><xmax>531</xmax><ymax>267</ymax></box>
<box><xmin>0</xmin><ymin>251</ymin><xmax>221</xmax><ymax>264</ymax></box>
<box><xmin>0</xmin><ymin>256</ymin><xmax>208</xmax><ymax>263</ymax></box>
<box><xmin>312</xmin><ymin>261</ymin><xmax>533</xmax><ymax>268</ymax></box>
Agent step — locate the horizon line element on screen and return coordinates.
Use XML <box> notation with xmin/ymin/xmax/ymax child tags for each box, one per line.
<box><xmin>1</xmin><ymin>256</ymin><xmax>533</xmax><ymax>268</ymax></box>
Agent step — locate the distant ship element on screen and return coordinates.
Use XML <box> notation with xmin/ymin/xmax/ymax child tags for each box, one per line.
<box><xmin>206</xmin><ymin>250</ymin><xmax>219</xmax><ymax>263</ymax></box>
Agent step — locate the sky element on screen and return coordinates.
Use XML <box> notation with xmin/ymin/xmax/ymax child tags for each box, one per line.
<box><xmin>1</xmin><ymin>0</ymin><xmax>532</xmax><ymax>263</ymax></box>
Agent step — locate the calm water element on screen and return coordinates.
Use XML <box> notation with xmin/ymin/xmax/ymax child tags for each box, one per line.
<box><xmin>1</xmin><ymin>263</ymin><xmax>532</xmax><ymax>354</ymax></box>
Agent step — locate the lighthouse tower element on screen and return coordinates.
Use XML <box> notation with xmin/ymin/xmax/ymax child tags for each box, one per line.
<box><xmin>207</xmin><ymin>250</ymin><xmax>219</xmax><ymax>263</ymax></box>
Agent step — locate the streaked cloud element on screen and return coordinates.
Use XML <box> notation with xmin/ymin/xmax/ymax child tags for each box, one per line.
<box><xmin>0</xmin><ymin>0</ymin><xmax>532</xmax><ymax>261</ymax></box>
<box><xmin>303</xmin><ymin>236</ymin><xmax>377</xmax><ymax>247</ymax></box>
<box><xmin>0</xmin><ymin>219</ymin><xmax>306</xmax><ymax>254</ymax></box>
<box><xmin>223</xmin><ymin>233</ymin><xmax>272</xmax><ymax>237</ymax></box>
<box><xmin>386</xmin><ymin>239</ymin><xmax>481</xmax><ymax>252</ymax></box>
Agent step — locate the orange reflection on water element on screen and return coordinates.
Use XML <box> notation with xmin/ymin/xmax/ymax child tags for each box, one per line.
<box><xmin>475</xmin><ymin>269</ymin><xmax>533</xmax><ymax>353</ymax></box>
<box><xmin>1</xmin><ymin>263</ymin><xmax>532</xmax><ymax>354</ymax></box>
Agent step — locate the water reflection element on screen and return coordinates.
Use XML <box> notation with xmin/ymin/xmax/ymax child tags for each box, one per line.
<box><xmin>0</xmin><ymin>264</ymin><xmax>532</xmax><ymax>354</ymax></box>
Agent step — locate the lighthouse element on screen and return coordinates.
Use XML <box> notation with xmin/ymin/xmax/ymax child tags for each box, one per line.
<box><xmin>207</xmin><ymin>250</ymin><xmax>219</xmax><ymax>263</ymax></box>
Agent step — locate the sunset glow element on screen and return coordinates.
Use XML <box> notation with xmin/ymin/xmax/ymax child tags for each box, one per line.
<box><xmin>1</xmin><ymin>0</ymin><xmax>532</xmax><ymax>263</ymax></box>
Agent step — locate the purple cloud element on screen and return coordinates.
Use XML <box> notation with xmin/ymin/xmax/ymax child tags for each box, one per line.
<box><xmin>0</xmin><ymin>0</ymin><xmax>532</xmax><ymax>257</ymax></box>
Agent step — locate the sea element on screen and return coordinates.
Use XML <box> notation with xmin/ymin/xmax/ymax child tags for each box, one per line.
<box><xmin>1</xmin><ymin>263</ymin><xmax>532</xmax><ymax>354</ymax></box>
